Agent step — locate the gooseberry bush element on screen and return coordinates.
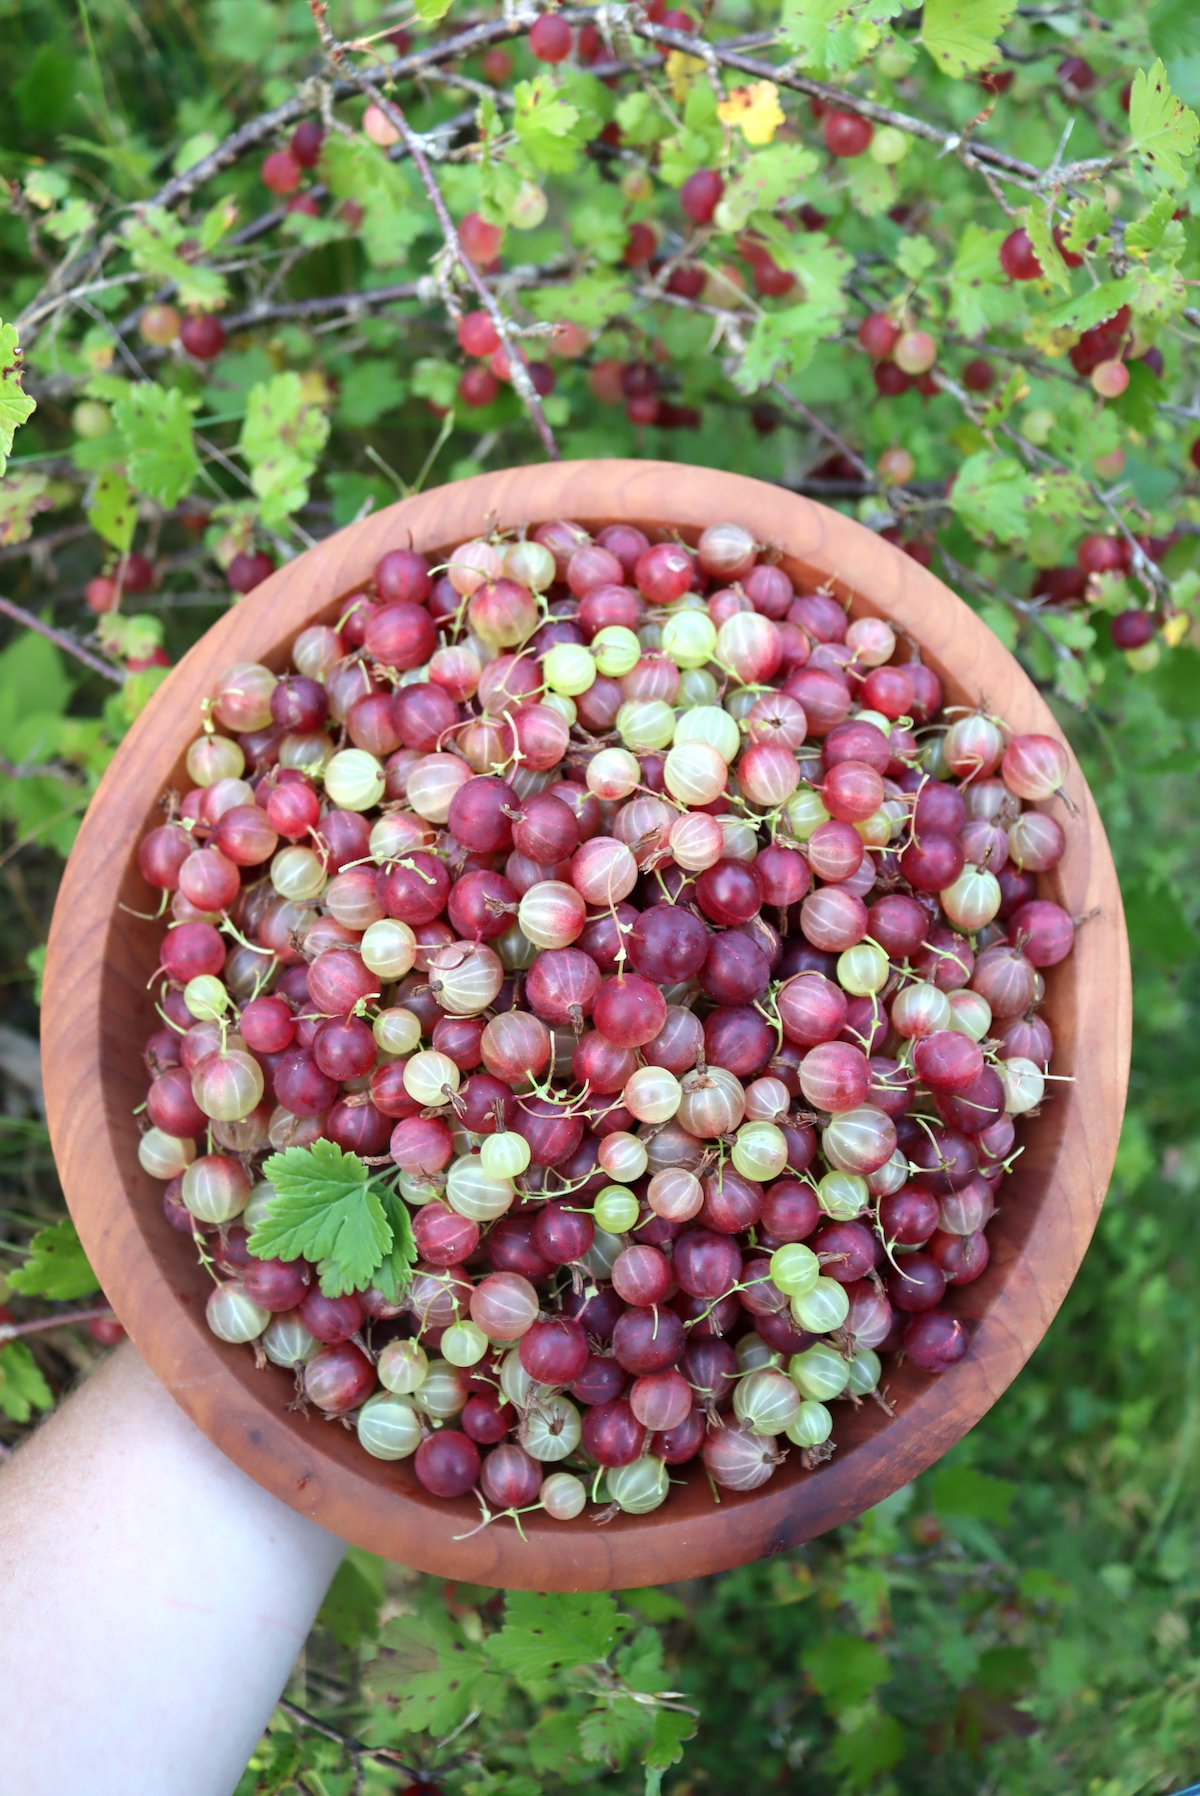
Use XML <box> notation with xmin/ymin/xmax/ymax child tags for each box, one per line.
<box><xmin>2</xmin><ymin>0</ymin><xmax>1200</xmax><ymax>1790</ymax></box>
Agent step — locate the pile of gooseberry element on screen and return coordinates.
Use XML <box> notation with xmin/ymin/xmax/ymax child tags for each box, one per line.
<box><xmin>134</xmin><ymin>513</ymin><xmax>1074</xmax><ymax>1524</ymax></box>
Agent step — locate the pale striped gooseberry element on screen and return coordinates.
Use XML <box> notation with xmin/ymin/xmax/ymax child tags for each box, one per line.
<box><xmin>1001</xmin><ymin>1055</ymin><xmax>1045</xmax><ymax>1113</ymax></box>
<box><xmin>403</xmin><ymin>1049</ymin><xmax>461</xmax><ymax>1106</ymax></box>
<box><xmin>622</xmin><ymin>1065</ymin><xmax>681</xmax><ymax>1124</ymax></box>
<box><xmin>357</xmin><ymin>1392</ymin><xmax>423</xmax><ymax>1459</ymax></box>
<box><xmin>790</xmin><ymin>1341</ymin><xmax>850</xmax><ymax>1401</ymax></box>
<box><xmin>182</xmin><ymin>1153</ymin><xmax>250</xmax><ymax>1224</ymax></box>
<box><xmin>846</xmin><ymin>1349</ymin><xmax>881</xmax><ymax>1395</ymax></box>
<box><xmin>673</xmin><ymin>704</ymin><xmax>740</xmax><ymax>762</ymax></box>
<box><xmin>597</xmin><ymin>1131</ymin><xmax>648</xmax><ymax>1182</ymax></box>
<box><xmin>440</xmin><ymin>1320</ymin><xmax>491</xmax><ymax>1367</ymax></box>
<box><xmin>407</xmin><ymin>753</ymin><xmax>472</xmax><ymax>823</ymax></box>
<box><xmin>592</xmin><ymin>625</ymin><xmax>641</xmax><ymax>676</ymax></box>
<box><xmin>789</xmin><ymin>1275</ymin><xmax>850</xmax><ymax>1334</ymax></box>
<box><xmin>616</xmin><ymin>698</ymin><xmax>675</xmax><ymax>752</ymax></box>
<box><xmin>446</xmin><ymin>1155</ymin><xmax>515</xmax><ymax>1221</ymax></box>
<box><xmin>782</xmin><ymin>788</ymin><xmax>831</xmax><ymax>840</ymax></box>
<box><xmin>263</xmin><ymin>1311</ymin><xmax>319</xmax><ymax>1368</ymax></box>
<box><xmin>646</xmin><ymin>1167</ymin><xmax>704</xmax><ymax>1221</ymax></box>
<box><xmin>480</xmin><ymin>1131</ymin><xmax>532</xmax><ymax>1179</ymax></box>
<box><xmin>890</xmin><ymin>981</ymin><xmax>952</xmax><ymax>1037</ymax></box>
<box><xmin>605</xmin><ymin>1455</ymin><xmax>669</xmax><ymax>1512</ymax></box>
<box><xmin>541</xmin><ymin>1471</ymin><xmax>587</xmax><ymax>1519</ymax></box>
<box><xmin>837</xmin><ymin>943</ymin><xmax>889</xmax><ymax>995</ymax></box>
<box><xmin>378</xmin><ymin>1338</ymin><xmax>429</xmax><ymax>1394</ymax></box>
<box><xmin>678</xmin><ymin>667</ymin><xmax>719</xmax><ymax>706</ymax></box>
<box><xmin>187</xmin><ymin>734</ymin><xmax>245</xmax><ymax>786</ymax></box>
<box><xmin>736</xmin><ymin>1334</ymin><xmax>778</xmax><ymax>1374</ymax></box>
<box><xmin>664</xmin><ymin>741</ymin><xmax>727</xmax><ymax>806</ymax></box>
<box><xmin>947</xmin><ymin>989</ymin><xmax>992</xmax><ymax>1040</ymax></box>
<box><xmin>594</xmin><ymin>1184</ymin><xmax>640</xmax><ymax>1232</ymax></box>
<box><xmin>206</xmin><ymin>1281</ymin><xmax>270</xmax><ymax>1344</ymax></box>
<box><xmin>184</xmin><ymin>974</ymin><xmax>229</xmax><ymax>1021</ymax></box>
<box><xmin>586</xmin><ymin>747</ymin><xmax>641</xmax><ymax>800</ymax></box>
<box><xmin>426</xmin><ymin>941</ymin><xmax>505</xmax><ymax>1014</ymax></box>
<box><xmin>768</xmin><ymin>1243</ymin><xmax>820</xmax><ymax>1297</ymax></box>
<box><xmin>940</xmin><ymin>866</ymin><xmax>1002</xmax><ymax>931</ymax></box>
<box><xmin>661</xmin><ymin>610</ymin><xmax>717</xmax><ymax>669</ymax></box>
<box><xmin>818</xmin><ymin>1169</ymin><xmax>869</xmax><ymax>1219</ymax></box>
<box><xmin>518</xmin><ymin>880</ymin><xmax>587</xmax><ymax>949</ymax></box>
<box><xmin>520</xmin><ymin>1393</ymin><xmax>583</xmax><ymax>1462</ymax></box>
<box><xmin>543</xmin><ymin>641</ymin><xmax>597</xmax><ymax>695</ymax></box>
<box><xmin>786</xmin><ymin>1398</ymin><xmax>833</xmax><ymax>1445</ymax></box>
<box><xmin>411</xmin><ymin>1361</ymin><xmax>469</xmax><ymax>1417</ymax></box>
<box><xmin>730</xmin><ymin>1120</ymin><xmax>788</xmax><ymax>1181</ymax></box>
<box><xmin>324</xmin><ymin>748</ymin><xmax>385</xmax><ymax>810</ymax></box>
<box><xmin>668</xmin><ymin>810</ymin><xmax>724</xmax><ymax>870</ymax></box>
<box><xmin>361</xmin><ymin>918</ymin><xmax>417</xmax><ymax>979</ymax></box>
<box><xmin>734</xmin><ymin>1366</ymin><xmax>801</xmax><ymax>1435</ymax></box>
<box><xmin>373</xmin><ymin>1005</ymin><xmax>422</xmax><ymax>1054</ymax></box>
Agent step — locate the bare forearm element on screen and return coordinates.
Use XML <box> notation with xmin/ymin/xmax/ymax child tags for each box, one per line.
<box><xmin>0</xmin><ymin>1339</ymin><xmax>344</xmax><ymax>1796</ymax></box>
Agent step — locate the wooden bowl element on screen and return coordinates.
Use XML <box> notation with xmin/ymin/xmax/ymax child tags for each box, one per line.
<box><xmin>43</xmin><ymin>461</ymin><xmax>1130</xmax><ymax>1590</ymax></box>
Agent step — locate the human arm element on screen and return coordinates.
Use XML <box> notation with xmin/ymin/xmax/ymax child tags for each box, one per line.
<box><xmin>0</xmin><ymin>1338</ymin><xmax>344</xmax><ymax>1796</ymax></box>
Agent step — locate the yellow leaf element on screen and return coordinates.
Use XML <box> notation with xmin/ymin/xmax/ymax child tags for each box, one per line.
<box><xmin>717</xmin><ymin>81</ymin><xmax>786</xmax><ymax>146</ymax></box>
<box><xmin>665</xmin><ymin>50</ymin><xmax>706</xmax><ymax>104</ymax></box>
<box><xmin>1162</xmin><ymin>611</ymin><xmax>1190</xmax><ymax>647</ymax></box>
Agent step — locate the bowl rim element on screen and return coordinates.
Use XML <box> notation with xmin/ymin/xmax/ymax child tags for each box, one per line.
<box><xmin>42</xmin><ymin>459</ymin><xmax>1131</xmax><ymax>1590</ymax></box>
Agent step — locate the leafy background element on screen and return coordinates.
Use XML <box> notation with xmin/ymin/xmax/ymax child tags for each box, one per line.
<box><xmin>2</xmin><ymin>0</ymin><xmax>1200</xmax><ymax>1791</ymax></box>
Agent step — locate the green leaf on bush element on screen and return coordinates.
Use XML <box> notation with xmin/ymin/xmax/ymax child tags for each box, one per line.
<box><xmin>87</xmin><ymin>469</ymin><xmax>137</xmax><ymax>552</ymax></box>
<box><xmin>514</xmin><ymin>76</ymin><xmax>584</xmax><ymax>173</ymax></box>
<box><xmin>1128</xmin><ymin>60</ymin><xmax>1200</xmax><ymax>188</ymax></box>
<box><xmin>827</xmin><ymin>1705</ymin><xmax>905</xmax><ymax>1781</ymax></box>
<box><xmin>0</xmin><ymin>1340</ymin><xmax>53</xmax><ymax>1422</ymax></box>
<box><xmin>1025</xmin><ymin>203</ymin><xmax>1071</xmax><ymax>292</ymax></box>
<box><xmin>373</xmin><ymin>1185</ymin><xmax>417</xmax><ymax>1304</ymax></box>
<box><xmin>932</xmin><ymin>1463</ymin><xmax>1016</xmax><ymax>1522</ymax></box>
<box><xmin>247</xmin><ymin>1140</ymin><xmax>392</xmax><ymax>1296</ymax></box>
<box><xmin>921</xmin><ymin>0</ymin><xmax>1016</xmax><ymax>79</ymax></box>
<box><xmin>712</xmin><ymin>144</ymin><xmax>820</xmax><ymax>231</ymax></box>
<box><xmin>0</xmin><ymin>322</ymin><xmax>36</xmax><ymax>476</ymax></box>
<box><xmin>0</xmin><ymin>472</ymin><xmax>52</xmax><ymax>545</ymax></box>
<box><xmin>488</xmin><ymin>1591</ymin><xmax>621</xmax><ymax>1682</ymax></box>
<box><xmin>950</xmin><ymin>451</ymin><xmax>1039</xmax><ymax>543</ymax></box>
<box><xmin>1125</xmin><ymin>189</ymin><xmax>1178</xmax><ymax>256</ymax></box>
<box><xmin>802</xmin><ymin>1633</ymin><xmax>890</xmax><ymax>1708</ymax></box>
<box><xmin>579</xmin><ymin>1696</ymin><xmax>652</xmax><ymax>1766</ymax></box>
<box><xmin>239</xmin><ymin>373</ymin><xmax>330</xmax><ymax>524</ymax></box>
<box><xmin>530</xmin><ymin>274</ymin><xmax>628</xmax><ymax>328</ymax></box>
<box><xmin>1040</xmin><ymin>276</ymin><xmax>1139</xmax><ymax>339</ymax></box>
<box><xmin>617</xmin><ymin>1626</ymin><xmax>668</xmax><ymax>1693</ymax></box>
<box><xmin>316</xmin><ymin>1547</ymin><xmax>385</xmax><ymax>1648</ymax></box>
<box><xmin>121</xmin><ymin>206</ymin><xmax>227</xmax><ymax>309</ymax></box>
<box><xmin>413</xmin><ymin>0</ymin><xmax>452</xmax><ymax>20</ymax></box>
<box><xmin>780</xmin><ymin>0</ymin><xmax>905</xmax><ymax>77</ymax></box>
<box><xmin>947</xmin><ymin>224</ymin><xmax>1022</xmax><ymax>338</ymax></box>
<box><xmin>113</xmin><ymin>384</ymin><xmax>199</xmax><ymax>507</ymax></box>
<box><xmin>372</xmin><ymin>1607</ymin><xmax>500</xmax><ymax>1733</ymax></box>
<box><xmin>8</xmin><ymin>1218</ymin><xmax>99</xmax><ymax>1300</ymax></box>
<box><xmin>320</xmin><ymin>136</ymin><xmax>426</xmax><ymax>267</ymax></box>
<box><xmin>644</xmin><ymin>1706</ymin><xmax>698</xmax><ymax>1774</ymax></box>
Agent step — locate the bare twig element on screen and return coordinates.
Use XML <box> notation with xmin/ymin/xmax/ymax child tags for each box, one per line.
<box><xmin>0</xmin><ymin>1306</ymin><xmax>115</xmax><ymax>1342</ymax></box>
<box><xmin>0</xmin><ymin>596</ymin><xmax>124</xmax><ymax>684</ymax></box>
<box><xmin>276</xmin><ymin>1697</ymin><xmax>412</xmax><ymax>1769</ymax></box>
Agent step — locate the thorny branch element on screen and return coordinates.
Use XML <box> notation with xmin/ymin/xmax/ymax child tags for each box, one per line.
<box><xmin>0</xmin><ymin>1306</ymin><xmax>116</xmax><ymax>1342</ymax></box>
<box><xmin>0</xmin><ymin>596</ymin><xmax>124</xmax><ymax>685</ymax></box>
<box><xmin>308</xmin><ymin>1</ymin><xmax>561</xmax><ymax>461</ymax></box>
